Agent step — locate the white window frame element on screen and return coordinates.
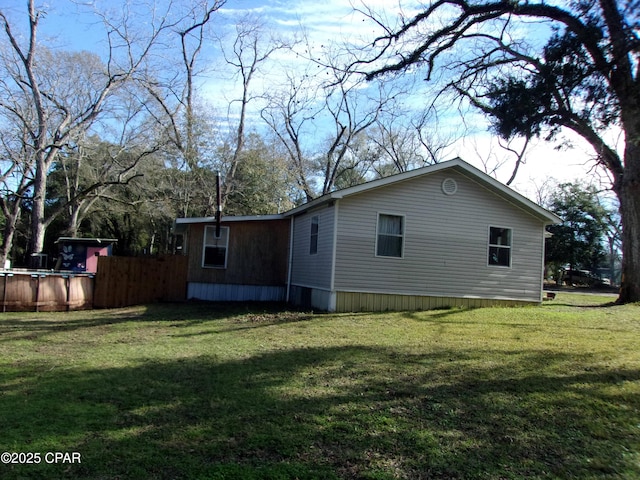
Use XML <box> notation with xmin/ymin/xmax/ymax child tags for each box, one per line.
<box><xmin>488</xmin><ymin>226</ymin><xmax>512</xmax><ymax>268</ymax></box>
<box><xmin>310</xmin><ymin>215</ymin><xmax>319</xmax><ymax>255</ymax></box>
<box><xmin>375</xmin><ymin>212</ymin><xmax>405</xmax><ymax>258</ymax></box>
<box><xmin>202</xmin><ymin>225</ymin><xmax>229</xmax><ymax>269</ymax></box>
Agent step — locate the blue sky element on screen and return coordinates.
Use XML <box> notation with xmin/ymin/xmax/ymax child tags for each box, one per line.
<box><xmin>0</xmin><ymin>0</ymin><xmax>612</xmax><ymax>198</ymax></box>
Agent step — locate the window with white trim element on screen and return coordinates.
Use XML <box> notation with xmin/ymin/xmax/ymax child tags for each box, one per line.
<box><xmin>488</xmin><ymin>226</ymin><xmax>511</xmax><ymax>267</ymax></box>
<box><xmin>376</xmin><ymin>214</ymin><xmax>404</xmax><ymax>258</ymax></box>
<box><xmin>203</xmin><ymin>226</ymin><xmax>229</xmax><ymax>268</ymax></box>
<box><xmin>310</xmin><ymin>216</ymin><xmax>319</xmax><ymax>255</ymax></box>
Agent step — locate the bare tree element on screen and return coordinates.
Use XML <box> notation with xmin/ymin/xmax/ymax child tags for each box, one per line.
<box><xmin>0</xmin><ymin>131</ymin><xmax>33</xmax><ymax>267</ymax></box>
<box><xmin>218</xmin><ymin>15</ymin><xmax>289</xmax><ymax>208</ymax></box>
<box><xmin>140</xmin><ymin>0</ymin><xmax>226</xmax><ymax>167</ymax></box>
<box><xmin>52</xmin><ymin>142</ymin><xmax>158</xmax><ymax>238</ymax></box>
<box><xmin>140</xmin><ymin>0</ymin><xmax>226</xmax><ymax>217</ymax></box>
<box><xmin>370</xmin><ymin>104</ymin><xmax>454</xmax><ymax>175</ymax></box>
<box><xmin>262</xmin><ymin>58</ymin><xmax>405</xmax><ymax>197</ymax></box>
<box><xmin>261</xmin><ymin>71</ymin><xmax>321</xmax><ymax>202</ymax></box>
<box><xmin>309</xmin><ymin>44</ymin><xmax>409</xmax><ymax>195</ymax></box>
<box><xmin>411</xmin><ymin>108</ymin><xmax>455</xmax><ymax>167</ymax></box>
<box><xmin>178</xmin><ymin>1</ymin><xmax>226</xmax><ymax>170</ymax></box>
<box><xmin>462</xmin><ymin>134</ymin><xmax>531</xmax><ymax>185</ymax></box>
<box><xmin>0</xmin><ymin>0</ymin><xmax>175</xmax><ymax>266</ymax></box>
<box><xmin>369</xmin><ymin>113</ymin><xmax>421</xmax><ymax>175</ymax></box>
<box><xmin>263</xmin><ymin>64</ymin><xmax>448</xmax><ymax>194</ymax></box>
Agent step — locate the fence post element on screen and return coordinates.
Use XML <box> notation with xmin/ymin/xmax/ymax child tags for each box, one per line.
<box><xmin>31</xmin><ymin>274</ymin><xmax>39</xmax><ymax>313</ymax></box>
<box><xmin>63</xmin><ymin>274</ymin><xmax>70</xmax><ymax>312</ymax></box>
<box><xmin>90</xmin><ymin>274</ymin><xmax>95</xmax><ymax>310</ymax></box>
<box><xmin>1</xmin><ymin>273</ymin><xmax>11</xmax><ymax>313</ymax></box>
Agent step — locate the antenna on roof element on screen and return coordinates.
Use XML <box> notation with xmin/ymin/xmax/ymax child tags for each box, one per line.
<box><xmin>215</xmin><ymin>171</ymin><xmax>222</xmax><ymax>237</ymax></box>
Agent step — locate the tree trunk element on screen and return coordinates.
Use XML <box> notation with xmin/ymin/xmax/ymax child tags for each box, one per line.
<box><xmin>28</xmin><ymin>157</ymin><xmax>48</xmax><ymax>268</ymax></box>
<box><xmin>66</xmin><ymin>204</ymin><xmax>81</xmax><ymax>238</ymax></box>
<box><xmin>616</xmin><ymin>144</ymin><xmax>640</xmax><ymax>303</ymax></box>
<box><xmin>67</xmin><ymin>216</ymin><xmax>79</xmax><ymax>238</ymax></box>
<box><xmin>0</xmin><ymin>209</ymin><xmax>20</xmax><ymax>269</ymax></box>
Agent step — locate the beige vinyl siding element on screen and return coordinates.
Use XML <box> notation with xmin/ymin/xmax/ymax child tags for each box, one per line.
<box><xmin>333</xmin><ymin>170</ymin><xmax>545</xmax><ymax>302</ymax></box>
<box><xmin>336</xmin><ymin>292</ymin><xmax>532</xmax><ymax>312</ymax></box>
<box><xmin>290</xmin><ymin>205</ymin><xmax>335</xmax><ymax>290</ymax></box>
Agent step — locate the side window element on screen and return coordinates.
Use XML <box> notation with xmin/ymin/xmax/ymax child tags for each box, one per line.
<box><xmin>203</xmin><ymin>226</ymin><xmax>229</xmax><ymax>268</ymax></box>
<box><xmin>488</xmin><ymin>226</ymin><xmax>511</xmax><ymax>267</ymax></box>
<box><xmin>310</xmin><ymin>216</ymin><xmax>319</xmax><ymax>255</ymax></box>
<box><xmin>376</xmin><ymin>213</ymin><xmax>404</xmax><ymax>258</ymax></box>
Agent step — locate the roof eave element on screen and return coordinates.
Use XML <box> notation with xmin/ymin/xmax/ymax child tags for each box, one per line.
<box><xmin>282</xmin><ymin>157</ymin><xmax>560</xmax><ymax>224</ymax></box>
<box><xmin>175</xmin><ymin>214</ymin><xmax>285</xmax><ymax>224</ymax></box>
<box><xmin>55</xmin><ymin>237</ymin><xmax>118</xmax><ymax>244</ymax></box>
<box><xmin>283</xmin><ymin>158</ymin><xmax>467</xmax><ymax>217</ymax></box>
<box><xmin>451</xmin><ymin>163</ymin><xmax>562</xmax><ymax>225</ymax></box>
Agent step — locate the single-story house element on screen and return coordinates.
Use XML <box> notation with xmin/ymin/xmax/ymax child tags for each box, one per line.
<box><xmin>174</xmin><ymin>158</ymin><xmax>561</xmax><ymax>312</ymax></box>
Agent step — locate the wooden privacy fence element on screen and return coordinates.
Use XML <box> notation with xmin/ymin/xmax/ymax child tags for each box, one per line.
<box><xmin>94</xmin><ymin>255</ymin><xmax>188</xmax><ymax>308</ymax></box>
<box><xmin>0</xmin><ymin>271</ymin><xmax>94</xmax><ymax>312</ymax></box>
<box><xmin>0</xmin><ymin>255</ymin><xmax>187</xmax><ymax>312</ymax></box>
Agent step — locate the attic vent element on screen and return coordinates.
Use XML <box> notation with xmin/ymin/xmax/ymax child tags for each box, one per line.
<box><xmin>442</xmin><ymin>178</ymin><xmax>458</xmax><ymax>195</ymax></box>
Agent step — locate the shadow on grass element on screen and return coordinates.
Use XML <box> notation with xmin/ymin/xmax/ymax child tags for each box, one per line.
<box><xmin>543</xmin><ymin>302</ymin><xmax>619</xmax><ymax>309</ymax></box>
<box><xmin>402</xmin><ymin>307</ymin><xmax>476</xmax><ymax>323</ymax></box>
<box><xmin>1</xmin><ymin>346</ymin><xmax>639</xmax><ymax>479</ymax></box>
<box><xmin>0</xmin><ymin>302</ymin><xmax>311</xmax><ymax>343</ymax></box>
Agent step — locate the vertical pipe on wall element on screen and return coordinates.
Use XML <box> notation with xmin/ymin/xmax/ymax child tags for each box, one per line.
<box><xmin>215</xmin><ymin>171</ymin><xmax>222</xmax><ymax>237</ymax></box>
<box><xmin>286</xmin><ymin>216</ymin><xmax>295</xmax><ymax>303</ymax></box>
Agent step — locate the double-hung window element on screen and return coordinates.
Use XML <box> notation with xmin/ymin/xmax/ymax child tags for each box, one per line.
<box><xmin>203</xmin><ymin>225</ymin><xmax>229</xmax><ymax>268</ymax></box>
<box><xmin>488</xmin><ymin>226</ymin><xmax>511</xmax><ymax>267</ymax></box>
<box><xmin>376</xmin><ymin>213</ymin><xmax>404</xmax><ymax>258</ymax></box>
<box><xmin>310</xmin><ymin>216</ymin><xmax>319</xmax><ymax>255</ymax></box>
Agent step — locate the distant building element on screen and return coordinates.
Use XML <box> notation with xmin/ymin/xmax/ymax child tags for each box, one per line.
<box><xmin>54</xmin><ymin>238</ymin><xmax>117</xmax><ymax>273</ymax></box>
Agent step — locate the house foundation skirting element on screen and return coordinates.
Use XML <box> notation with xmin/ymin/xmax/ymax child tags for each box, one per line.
<box><xmin>289</xmin><ymin>285</ymin><xmax>540</xmax><ymax>312</ymax></box>
<box><xmin>288</xmin><ymin>285</ymin><xmax>335</xmax><ymax>311</ymax></box>
<box><xmin>187</xmin><ymin>282</ymin><xmax>286</xmax><ymax>302</ymax></box>
<box><xmin>335</xmin><ymin>291</ymin><xmax>535</xmax><ymax>312</ymax></box>
<box><xmin>289</xmin><ymin>285</ymin><xmax>536</xmax><ymax>312</ymax></box>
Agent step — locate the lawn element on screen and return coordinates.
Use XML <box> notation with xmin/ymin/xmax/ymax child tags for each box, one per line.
<box><xmin>0</xmin><ymin>293</ymin><xmax>638</xmax><ymax>479</ymax></box>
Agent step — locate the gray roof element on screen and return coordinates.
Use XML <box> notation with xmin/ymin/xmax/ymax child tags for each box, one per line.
<box><xmin>176</xmin><ymin>158</ymin><xmax>561</xmax><ymax>226</ymax></box>
<box><xmin>55</xmin><ymin>237</ymin><xmax>117</xmax><ymax>245</ymax></box>
<box><xmin>283</xmin><ymin>158</ymin><xmax>561</xmax><ymax>225</ymax></box>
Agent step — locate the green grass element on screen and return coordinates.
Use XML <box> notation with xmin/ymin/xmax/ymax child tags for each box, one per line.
<box><xmin>0</xmin><ymin>293</ymin><xmax>638</xmax><ymax>479</ymax></box>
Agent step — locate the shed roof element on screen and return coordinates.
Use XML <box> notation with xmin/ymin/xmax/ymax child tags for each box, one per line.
<box><xmin>55</xmin><ymin>237</ymin><xmax>118</xmax><ymax>246</ymax></box>
<box><xmin>173</xmin><ymin>214</ymin><xmax>286</xmax><ymax>235</ymax></box>
<box><xmin>175</xmin><ymin>214</ymin><xmax>284</xmax><ymax>225</ymax></box>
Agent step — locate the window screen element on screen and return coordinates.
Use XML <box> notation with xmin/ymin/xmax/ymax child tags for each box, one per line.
<box><xmin>377</xmin><ymin>214</ymin><xmax>404</xmax><ymax>257</ymax></box>
<box><xmin>310</xmin><ymin>216</ymin><xmax>319</xmax><ymax>255</ymax></box>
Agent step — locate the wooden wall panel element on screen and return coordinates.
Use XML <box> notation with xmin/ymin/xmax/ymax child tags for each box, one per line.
<box><xmin>186</xmin><ymin>219</ymin><xmax>290</xmax><ymax>286</ymax></box>
<box><xmin>94</xmin><ymin>255</ymin><xmax>188</xmax><ymax>308</ymax></box>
